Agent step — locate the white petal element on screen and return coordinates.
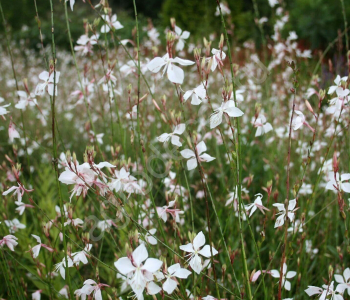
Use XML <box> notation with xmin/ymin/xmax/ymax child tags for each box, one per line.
<box><xmin>179</xmin><ymin>243</ymin><xmax>195</xmax><ymax>253</ymax></box>
<box><xmin>114</xmin><ymin>257</ymin><xmax>136</xmax><ymax>275</ymax></box>
<box><xmin>196</xmin><ymin>141</ymin><xmax>207</xmax><ymax>155</ymax></box>
<box><xmin>163</xmin><ymin>278</ymin><xmax>178</xmax><ymax>294</ymax></box>
<box><xmin>147</xmin><ymin>57</ymin><xmax>166</xmax><ymax>73</ymax></box>
<box><xmin>187</xmin><ymin>158</ymin><xmax>197</xmax><ymax>170</ymax></box>
<box><xmin>198</xmin><ymin>245</ymin><xmax>218</xmax><ymax>258</ymax></box>
<box><xmin>193</xmin><ymin>231</ymin><xmax>206</xmax><ymax>250</ymax></box>
<box><xmin>133</xmin><ymin>243</ymin><xmax>148</xmax><ymax>266</ymax></box>
<box><xmin>180</xmin><ymin>149</ymin><xmax>195</xmax><ymax>159</ymax></box>
<box><xmin>210</xmin><ymin>111</ymin><xmax>223</xmax><ymax>129</ymax></box>
<box><xmin>189</xmin><ymin>254</ymin><xmax>202</xmax><ymax>274</ymax></box>
<box><xmin>142</xmin><ymin>258</ymin><xmax>163</xmax><ymax>273</ymax></box>
<box><xmin>167</xmin><ymin>64</ymin><xmax>184</xmax><ymax>84</ymax></box>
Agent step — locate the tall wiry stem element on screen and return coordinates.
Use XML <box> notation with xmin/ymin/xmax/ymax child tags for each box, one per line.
<box><xmin>49</xmin><ymin>0</ymin><xmax>73</xmax><ymax>298</ymax></box>
<box><xmin>215</xmin><ymin>1</ymin><xmax>252</xmax><ymax>298</ymax></box>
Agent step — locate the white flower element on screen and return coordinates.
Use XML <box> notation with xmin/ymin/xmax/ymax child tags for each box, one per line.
<box><xmin>156</xmin><ymin>200</ymin><xmax>184</xmax><ymax>223</ymax></box>
<box><xmin>183</xmin><ymin>84</ymin><xmax>206</xmax><ymax>105</ymax></box>
<box><xmin>244</xmin><ymin>193</ymin><xmax>270</xmax><ymax>217</ymax></box>
<box><xmin>179</xmin><ymin>231</ymin><xmax>218</xmax><ymax>274</ymax></box>
<box><xmin>210</xmin><ymin>49</ymin><xmax>226</xmax><ymax>72</ymax></box>
<box><xmin>326</xmin><ymin>172</ymin><xmax>350</xmax><ymax>193</ymax></box>
<box><xmin>328</xmin><ymin>75</ymin><xmax>348</xmax><ymax>95</ymax></box>
<box><xmin>75</xmin><ymin>279</ymin><xmax>109</xmax><ymax>300</ymax></box>
<box><xmin>139</xmin><ymin>228</ymin><xmax>157</xmax><ymax>245</ymax></box>
<box><xmin>271</xmin><ymin>263</ymin><xmax>296</xmax><ymax>291</ymax></box>
<box><xmin>35</xmin><ymin>71</ymin><xmax>60</xmax><ymax>96</ymax></box>
<box><xmin>157</xmin><ymin>123</ymin><xmax>186</xmax><ymax>147</ymax></box>
<box><xmin>162</xmin><ymin>263</ymin><xmax>191</xmax><ymax>294</ymax></box>
<box><xmin>72</xmin><ymin>244</ymin><xmax>92</xmax><ymax>265</ymax></box>
<box><xmin>305</xmin><ymin>281</ymin><xmax>345</xmax><ymax>300</ymax></box>
<box><xmin>5</xmin><ymin>218</ymin><xmax>26</xmax><ymax>233</ymax></box>
<box><xmin>101</xmin><ymin>14</ymin><xmax>123</xmax><ymax>33</ymax></box>
<box><xmin>335</xmin><ymin>268</ymin><xmax>350</xmax><ymax>295</ymax></box>
<box><xmin>0</xmin><ymin>102</ymin><xmax>10</xmax><ymax>116</ymax></box>
<box><xmin>273</xmin><ymin>199</ymin><xmax>297</xmax><ymax>228</ymax></box>
<box><xmin>254</xmin><ymin>115</ymin><xmax>273</xmax><ymax>136</ymax></box>
<box><xmin>174</xmin><ymin>26</ymin><xmax>190</xmax><ymax>51</ymax></box>
<box><xmin>147</xmin><ymin>53</ymin><xmax>195</xmax><ymax>84</ymax></box>
<box><xmin>210</xmin><ymin>100</ymin><xmax>244</xmax><ymax>129</ymax></box>
<box><xmin>32</xmin><ymin>290</ymin><xmax>41</xmax><ymax>300</ymax></box>
<box><xmin>54</xmin><ymin>256</ymin><xmax>74</xmax><ymax>279</ymax></box>
<box><xmin>15</xmin><ymin>91</ymin><xmax>37</xmax><ymax>110</ymax></box>
<box><xmin>180</xmin><ymin>141</ymin><xmax>215</xmax><ymax>170</ymax></box>
<box><xmin>215</xmin><ymin>3</ymin><xmax>231</xmax><ymax>16</ymax></box>
<box><xmin>0</xmin><ymin>235</ymin><xmax>18</xmax><ymax>251</ymax></box>
<box><xmin>114</xmin><ymin>244</ymin><xmax>163</xmax><ymax>300</ymax></box>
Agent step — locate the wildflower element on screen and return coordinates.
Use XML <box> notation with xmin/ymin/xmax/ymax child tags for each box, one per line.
<box><xmin>139</xmin><ymin>228</ymin><xmax>157</xmax><ymax>245</ymax></box>
<box><xmin>0</xmin><ymin>102</ymin><xmax>10</xmax><ymax>117</ymax></box>
<box><xmin>157</xmin><ymin>123</ymin><xmax>186</xmax><ymax>147</ymax></box>
<box><xmin>35</xmin><ymin>71</ymin><xmax>60</xmax><ymax>96</ymax></box>
<box><xmin>215</xmin><ymin>3</ymin><xmax>231</xmax><ymax>16</ymax></box>
<box><xmin>156</xmin><ymin>200</ymin><xmax>184</xmax><ymax>223</ymax></box>
<box><xmin>292</xmin><ymin>110</ymin><xmax>314</xmax><ymax>132</ymax></box>
<box><xmin>15</xmin><ymin>91</ymin><xmax>37</xmax><ymax>110</ymax></box>
<box><xmin>179</xmin><ymin>231</ymin><xmax>218</xmax><ymax>274</ymax></box>
<box><xmin>183</xmin><ymin>84</ymin><xmax>206</xmax><ymax>105</ymax></box>
<box><xmin>244</xmin><ymin>193</ymin><xmax>270</xmax><ymax>217</ymax></box>
<box><xmin>54</xmin><ymin>256</ymin><xmax>74</xmax><ymax>279</ymax></box>
<box><xmin>209</xmin><ymin>49</ymin><xmax>226</xmax><ymax>72</ymax></box>
<box><xmin>108</xmin><ymin>167</ymin><xmax>143</xmax><ymax>196</ymax></box>
<box><xmin>114</xmin><ymin>243</ymin><xmax>163</xmax><ymax>299</ymax></box>
<box><xmin>15</xmin><ymin>200</ymin><xmax>34</xmax><ymax>215</ymax></box>
<box><xmin>210</xmin><ymin>100</ymin><xmax>244</xmax><ymax>129</ymax></box>
<box><xmin>225</xmin><ymin>186</ymin><xmax>249</xmax><ymax>208</ymax></box>
<box><xmin>101</xmin><ymin>14</ymin><xmax>123</xmax><ymax>33</ymax></box>
<box><xmin>174</xmin><ymin>26</ymin><xmax>190</xmax><ymax>51</ymax></box>
<box><xmin>74</xmin><ymin>34</ymin><xmax>99</xmax><ymax>55</ymax></box>
<box><xmin>326</xmin><ymin>172</ymin><xmax>350</xmax><ymax>193</ymax></box>
<box><xmin>328</xmin><ymin>75</ymin><xmax>348</xmax><ymax>95</ymax></box>
<box><xmin>8</xmin><ymin>120</ymin><xmax>20</xmax><ymax>143</ymax></box>
<box><xmin>254</xmin><ymin>115</ymin><xmax>273</xmax><ymax>136</ymax></box>
<box><xmin>32</xmin><ymin>290</ymin><xmax>41</xmax><ymax>300</ymax></box>
<box><xmin>305</xmin><ymin>281</ymin><xmax>345</xmax><ymax>299</ymax></box>
<box><xmin>97</xmin><ymin>68</ymin><xmax>117</xmax><ymax>85</ymax></box>
<box><xmin>0</xmin><ymin>235</ymin><xmax>18</xmax><ymax>251</ymax></box>
<box><xmin>5</xmin><ymin>218</ymin><xmax>26</xmax><ymax>233</ymax></box>
<box><xmin>271</xmin><ymin>263</ymin><xmax>296</xmax><ymax>291</ymax></box>
<box><xmin>147</xmin><ymin>53</ymin><xmax>195</xmax><ymax>84</ymax></box>
<box><xmin>75</xmin><ymin>279</ymin><xmax>109</xmax><ymax>300</ymax></box>
<box><xmin>31</xmin><ymin>234</ymin><xmax>54</xmax><ymax>258</ymax></box>
<box><xmin>72</xmin><ymin>244</ymin><xmax>92</xmax><ymax>265</ymax></box>
<box><xmin>161</xmin><ymin>263</ymin><xmax>191</xmax><ymax>294</ymax></box>
<box><xmin>180</xmin><ymin>141</ymin><xmax>215</xmax><ymax>170</ymax></box>
<box><xmin>335</xmin><ymin>268</ymin><xmax>350</xmax><ymax>295</ymax></box>
<box><xmin>2</xmin><ymin>183</ymin><xmax>30</xmax><ymax>202</ymax></box>
<box><xmin>273</xmin><ymin>199</ymin><xmax>297</xmax><ymax>228</ymax></box>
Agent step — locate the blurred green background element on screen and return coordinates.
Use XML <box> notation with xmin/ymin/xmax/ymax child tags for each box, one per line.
<box><xmin>1</xmin><ymin>0</ymin><xmax>350</xmax><ymax>50</ymax></box>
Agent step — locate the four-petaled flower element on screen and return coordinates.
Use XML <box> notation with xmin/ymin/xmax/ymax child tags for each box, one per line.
<box><xmin>244</xmin><ymin>193</ymin><xmax>270</xmax><ymax>217</ymax></box>
<box><xmin>270</xmin><ymin>263</ymin><xmax>296</xmax><ymax>291</ymax></box>
<box><xmin>101</xmin><ymin>14</ymin><xmax>123</xmax><ymax>33</ymax></box>
<box><xmin>210</xmin><ymin>100</ymin><xmax>244</xmax><ymax>129</ymax></box>
<box><xmin>273</xmin><ymin>199</ymin><xmax>298</xmax><ymax>228</ymax></box>
<box><xmin>157</xmin><ymin>124</ymin><xmax>186</xmax><ymax>147</ymax></box>
<box><xmin>179</xmin><ymin>231</ymin><xmax>218</xmax><ymax>274</ymax></box>
<box><xmin>180</xmin><ymin>141</ymin><xmax>215</xmax><ymax>170</ymax></box>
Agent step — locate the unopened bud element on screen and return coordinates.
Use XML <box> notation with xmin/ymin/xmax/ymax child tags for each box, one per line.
<box><xmin>219</xmin><ymin>33</ymin><xmax>224</xmax><ymax>49</ymax></box>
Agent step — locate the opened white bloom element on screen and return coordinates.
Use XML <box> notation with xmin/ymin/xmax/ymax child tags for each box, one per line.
<box><xmin>108</xmin><ymin>167</ymin><xmax>143</xmax><ymax>196</ymax></box>
<box><xmin>210</xmin><ymin>100</ymin><xmax>244</xmax><ymax>129</ymax></box>
<box><xmin>245</xmin><ymin>193</ymin><xmax>270</xmax><ymax>217</ymax></box>
<box><xmin>326</xmin><ymin>172</ymin><xmax>350</xmax><ymax>193</ymax></box>
<box><xmin>161</xmin><ymin>263</ymin><xmax>191</xmax><ymax>294</ymax></box>
<box><xmin>183</xmin><ymin>84</ymin><xmax>206</xmax><ymax>105</ymax></box>
<box><xmin>174</xmin><ymin>25</ymin><xmax>190</xmax><ymax>51</ymax></box>
<box><xmin>327</xmin><ymin>87</ymin><xmax>349</xmax><ymax>116</ymax></box>
<box><xmin>179</xmin><ymin>231</ymin><xmax>218</xmax><ymax>274</ymax></box>
<box><xmin>101</xmin><ymin>14</ymin><xmax>123</xmax><ymax>33</ymax></box>
<box><xmin>335</xmin><ymin>268</ymin><xmax>350</xmax><ymax>295</ymax></box>
<box><xmin>72</xmin><ymin>244</ymin><xmax>92</xmax><ymax>265</ymax></box>
<box><xmin>54</xmin><ymin>256</ymin><xmax>74</xmax><ymax>279</ymax></box>
<box><xmin>8</xmin><ymin>120</ymin><xmax>20</xmax><ymax>143</ymax></box>
<box><xmin>32</xmin><ymin>290</ymin><xmax>41</xmax><ymax>300</ymax></box>
<box><xmin>0</xmin><ymin>102</ymin><xmax>10</xmax><ymax>116</ymax></box>
<box><xmin>67</xmin><ymin>0</ymin><xmax>75</xmax><ymax>11</ymax></box>
<box><xmin>31</xmin><ymin>234</ymin><xmax>54</xmax><ymax>258</ymax></box>
<box><xmin>328</xmin><ymin>75</ymin><xmax>348</xmax><ymax>95</ymax></box>
<box><xmin>254</xmin><ymin>115</ymin><xmax>273</xmax><ymax>136</ymax></box>
<box><xmin>74</xmin><ymin>34</ymin><xmax>99</xmax><ymax>55</ymax></box>
<box><xmin>157</xmin><ymin>123</ymin><xmax>185</xmax><ymax>147</ymax></box>
<box><xmin>75</xmin><ymin>279</ymin><xmax>109</xmax><ymax>300</ymax></box>
<box><xmin>114</xmin><ymin>243</ymin><xmax>163</xmax><ymax>300</ymax></box>
<box><xmin>180</xmin><ymin>141</ymin><xmax>215</xmax><ymax>170</ymax></box>
<box><xmin>147</xmin><ymin>53</ymin><xmax>194</xmax><ymax>84</ymax></box>
<box><xmin>156</xmin><ymin>200</ymin><xmax>184</xmax><ymax>223</ymax></box>
<box><xmin>305</xmin><ymin>281</ymin><xmax>345</xmax><ymax>300</ymax></box>
<box><xmin>210</xmin><ymin>49</ymin><xmax>226</xmax><ymax>72</ymax></box>
<box><xmin>139</xmin><ymin>228</ymin><xmax>157</xmax><ymax>245</ymax></box>
<box><xmin>271</xmin><ymin>263</ymin><xmax>296</xmax><ymax>291</ymax></box>
<box><xmin>293</xmin><ymin>110</ymin><xmax>308</xmax><ymax>130</ymax></box>
<box><xmin>5</xmin><ymin>218</ymin><xmax>26</xmax><ymax>233</ymax></box>
<box><xmin>35</xmin><ymin>71</ymin><xmax>60</xmax><ymax>96</ymax></box>
<box><xmin>273</xmin><ymin>199</ymin><xmax>297</xmax><ymax>228</ymax></box>
<box><xmin>0</xmin><ymin>235</ymin><xmax>18</xmax><ymax>251</ymax></box>
<box><xmin>215</xmin><ymin>3</ymin><xmax>231</xmax><ymax>16</ymax></box>
<box><xmin>15</xmin><ymin>91</ymin><xmax>37</xmax><ymax>110</ymax></box>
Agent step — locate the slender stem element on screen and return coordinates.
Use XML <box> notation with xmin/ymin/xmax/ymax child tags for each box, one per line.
<box><xmin>48</xmin><ymin>0</ymin><xmax>73</xmax><ymax>298</ymax></box>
